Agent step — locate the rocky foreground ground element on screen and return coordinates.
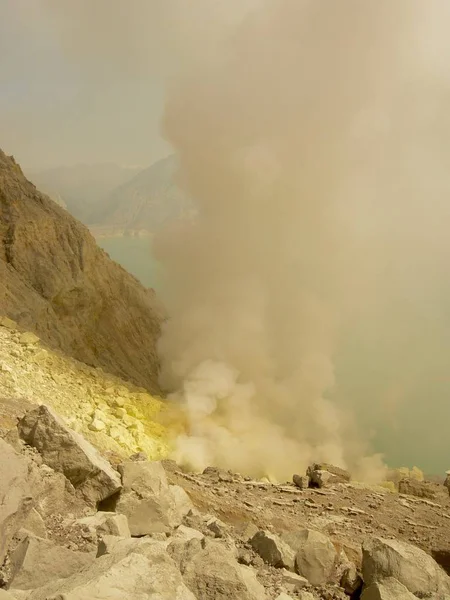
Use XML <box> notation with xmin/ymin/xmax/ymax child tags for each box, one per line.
<box><xmin>1</xmin><ymin>321</ymin><xmax>450</xmax><ymax>599</ymax></box>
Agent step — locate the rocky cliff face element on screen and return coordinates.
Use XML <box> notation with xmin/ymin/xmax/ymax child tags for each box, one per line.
<box><xmin>0</xmin><ymin>149</ymin><xmax>162</xmax><ymax>392</ymax></box>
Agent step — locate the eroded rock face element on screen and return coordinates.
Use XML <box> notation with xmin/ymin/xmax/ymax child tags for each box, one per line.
<box><xmin>0</xmin><ymin>149</ymin><xmax>162</xmax><ymax>393</ymax></box>
<box><xmin>362</xmin><ymin>537</ymin><xmax>450</xmax><ymax>596</ymax></box>
<box><xmin>17</xmin><ymin>405</ymin><xmax>121</xmax><ymax>504</ymax></box>
<box><xmin>0</xmin><ymin>439</ymin><xmax>33</xmax><ymax>566</ymax></box>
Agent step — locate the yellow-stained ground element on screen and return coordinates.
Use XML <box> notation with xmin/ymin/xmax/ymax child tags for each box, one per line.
<box><xmin>0</xmin><ymin>317</ymin><xmax>176</xmax><ymax>462</ymax></box>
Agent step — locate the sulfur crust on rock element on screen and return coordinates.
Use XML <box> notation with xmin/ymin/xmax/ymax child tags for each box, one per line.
<box><xmin>0</xmin><ymin>321</ymin><xmax>173</xmax><ymax>461</ymax></box>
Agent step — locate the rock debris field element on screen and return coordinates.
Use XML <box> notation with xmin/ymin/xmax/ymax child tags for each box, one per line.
<box><xmin>1</xmin><ymin>319</ymin><xmax>450</xmax><ymax>599</ymax></box>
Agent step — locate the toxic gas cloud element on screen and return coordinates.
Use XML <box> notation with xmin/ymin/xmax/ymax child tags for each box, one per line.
<box><xmin>154</xmin><ymin>0</ymin><xmax>450</xmax><ymax>481</ymax></box>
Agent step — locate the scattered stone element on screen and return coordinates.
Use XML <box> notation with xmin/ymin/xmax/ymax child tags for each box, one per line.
<box><xmin>8</xmin><ymin>533</ymin><xmax>93</xmax><ymax>590</ymax></box>
<box><xmin>362</xmin><ymin>536</ymin><xmax>450</xmax><ymax>596</ymax></box>
<box><xmin>293</xmin><ymin>474</ymin><xmax>310</xmax><ymax>489</ymax></box>
<box><xmin>129</xmin><ymin>451</ymin><xmax>147</xmax><ymax>461</ymax></box>
<box><xmin>18</xmin><ymin>332</ymin><xmax>39</xmax><ymax>346</ymax></box>
<box><xmin>0</xmin><ymin>316</ymin><xmax>17</xmax><ymax>330</ymax></box>
<box><xmin>279</xmin><ymin>568</ymin><xmax>309</xmax><ymax>591</ymax></box>
<box><xmin>88</xmin><ymin>418</ymin><xmax>106</xmax><ymax>432</ymax></box>
<box><xmin>76</xmin><ymin>511</ymin><xmax>130</xmax><ymax>537</ymax></box>
<box><xmin>0</xmin><ymin>439</ymin><xmax>33</xmax><ymax>566</ymax></box>
<box><xmin>298</xmin><ymin>593</ymin><xmax>316</xmax><ymax>600</ymax></box>
<box><xmin>206</xmin><ymin>517</ymin><xmax>228</xmax><ymax>538</ymax></box>
<box><xmin>17</xmin><ymin>405</ymin><xmax>121</xmax><ymax>504</ymax></box>
<box><xmin>282</xmin><ymin>528</ymin><xmax>337</xmax><ymax>585</ymax></box>
<box><xmin>203</xmin><ymin>466</ymin><xmax>234</xmax><ymax>482</ymax></box>
<box><xmin>251</xmin><ymin>530</ymin><xmax>295</xmax><ymax>570</ymax></box>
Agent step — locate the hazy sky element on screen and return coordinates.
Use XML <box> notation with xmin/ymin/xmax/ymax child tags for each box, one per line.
<box><xmin>0</xmin><ymin>1</ymin><xmax>171</xmax><ymax>169</ymax></box>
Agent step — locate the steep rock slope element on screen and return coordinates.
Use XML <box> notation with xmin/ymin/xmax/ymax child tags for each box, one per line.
<box><xmin>89</xmin><ymin>154</ymin><xmax>196</xmax><ymax>233</ymax></box>
<box><xmin>0</xmin><ymin>150</ymin><xmax>162</xmax><ymax>392</ymax></box>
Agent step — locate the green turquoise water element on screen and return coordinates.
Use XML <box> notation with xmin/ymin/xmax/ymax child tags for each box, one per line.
<box><xmin>97</xmin><ymin>236</ymin><xmax>162</xmax><ymax>290</ymax></box>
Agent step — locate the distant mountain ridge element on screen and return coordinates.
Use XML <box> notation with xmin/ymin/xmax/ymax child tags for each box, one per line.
<box><xmin>26</xmin><ymin>163</ymin><xmax>142</xmax><ymax>224</ymax></box>
<box><xmin>89</xmin><ymin>154</ymin><xmax>196</xmax><ymax>234</ymax></box>
<box><xmin>27</xmin><ymin>156</ymin><xmax>196</xmax><ymax>235</ymax></box>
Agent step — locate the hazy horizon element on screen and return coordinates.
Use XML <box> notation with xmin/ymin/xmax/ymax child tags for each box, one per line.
<box><xmin>0</xmin><ymin>1</ymin><xmax>172</xmax><ymax>170</ymax></box>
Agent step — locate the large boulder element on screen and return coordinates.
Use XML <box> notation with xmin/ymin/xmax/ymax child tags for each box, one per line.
<box><xmin>178</xmin><ymin>538</ymin><xmax>267</xmax><ymax>600</ymax></box>
<box><xmin>398</xmin><ymin>477</ymin><xmax>436</xmax><ymax>499</ymax></box>
<box><xmin>25</xmin><ymin>538</ymin><xmax>196</xmax><ymax>600</ymax></box>
<box><xmin>250</xmin><ymin>530</ymin><xmax>295</xmax><ymax>570</ymax></box>
<box><xmin>361</xmin><ymin>577</ymin><xmax>417</xmax><ymax>599</ymax></box>
<box><xmin>17</xmin><ymin>405</ymin><xmax>121</xmax><ymax>504</ymax></box>
<box><xmin>307</xmin><ymin>463</ymin><xmax>350</xmax><ymax>488</ymax></box>
<box><xmin>282</xmin><ymin>529</ymin><xmax>337</xmax><ymax>585</ymax></box>
<box><xmin>114</xmin><ymin>460</ymin><xmax>187</xmax><ymax>535</ymax></box>
<box><xmin>0</xmin><ymin>439</ymin><xmax>33</xmax><ymax>565</ymax></box>
<box><xmin>362</xmin><ymin>537</ymin><xmax>450</xmax><ymax>596</ymax></box>
<box><xmin>8</xmin><ymin>534</ymin><xmax>93</xmax><ymax>590</ymax></box>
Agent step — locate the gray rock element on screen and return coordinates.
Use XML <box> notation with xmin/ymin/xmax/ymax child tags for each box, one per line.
<box><xmin>0</xmin><ymin>439</ymin><xmax>33</xmax><ymax>565</ymax></box>
<box><xmin>239</xmin><ymin>521</ymin><xmax>259</xmax><ymax>542</ymax></box>
<box><xmin>361</xmin><ymin>577</ymin><xmax>417</xmax><ymax>599</ymax></box>
<box><xmin>76</xmin><ymin>511</ymin><xmax>130</xmax><ymax>537</ymax></box>
<box><xmin>293</xmin><ymin>474</ymin><xmax>310</xmax><ymax>489</ymax></box>
<box><xmin>251</xmin><ymin>530</ymin><xmax>295</xmax><ymax>570</ymax></box>
<box><xmin>180</xmin><ymin>538</ymin><xmax>267</xmax><ymax>600</ymax></box>
<box><xmin>17</xmin><ymin>405</ymin><xmax>121</xmax><ymax>504</ymax></box>
<box><xmin>0</xmin><ymin>591</ymin><xmax>18</xmax><ymax>599</ymax></box>
<box><xmin>275</xmin><ymin>594</ymin><xmax>295</xmax><ymax>600</ymax></box>
<box><xmin>362</xmin><ymin>537</ymin><xmax>450</xmax><ymax>596</ymax></box>
<box><xmin>307</xmin><ymin>463</ymin><xmax>350</xmax><ymax>487</ymax></box>
<box><xmin>279</xmin><ymin>568</ymin><xmax>309</xmax><ymax>592</ymax></box>
<box><xmin>174</xmin><ymin>525</ymin><xmax>205</xmax><ymax>541</ymax></box>
<box><xmin>9</xmin><ymin>534</ymin><xmax>93</xmax><ymax>590</ymax></box>
<box><xmin>26</xmin><ymin>538</ymin><xmax>196</xmax><ymax>600</ymax></box>
<box><xmin>115</xmin><ymin>460</ymin><xmax>180</xmax><ymax>535</ymax></box>
<box><xmin>18</xmin><ymin>332</ymin><xmax>39</xmax><ymax>345</ymax></box>
<box><xmin>21</xmin><ymin>509</ymin><xmax>47</xmax><ymax>539</ymax></box>
<box><xmin>282</xmin><ymin>529</ymin><xmax>337</xmax><ymax>585</ymax></box>
<box><xmin>170</xmin><ymin>484</ymin><xmax>194</xmax><ymax>520</ymax></box>
<box><xmin>206</xmin><ymin>517</ymin><xmax>228</xmax><ymax>538</ymax></box>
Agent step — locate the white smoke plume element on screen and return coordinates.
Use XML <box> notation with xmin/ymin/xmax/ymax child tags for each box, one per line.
<box><xmin>154</xmin><ymin>0</ymin><xmax>450</xmax><ymax>481</ymax></box>
<box><xmin>20</xmin><ymin>0</ymin><xmax>450</xmax><ymax>477</ymax></box>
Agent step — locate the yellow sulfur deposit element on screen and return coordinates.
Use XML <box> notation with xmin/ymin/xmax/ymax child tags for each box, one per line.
<box><xmin>0</xmin><ymin>323</ymin><xmax>175</xmax><ymax>461</ymax></box>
